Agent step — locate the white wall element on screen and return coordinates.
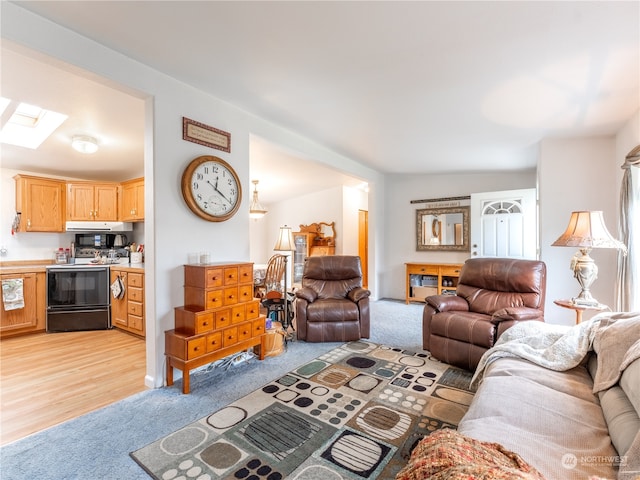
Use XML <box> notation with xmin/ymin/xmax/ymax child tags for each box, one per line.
<box><xmin>250</xmin><ymin>185</ymin><xmax>342</xmax><ymax>264</ymax></box>
<box><xmin>3</xmin><ymin>3</ymin><xmax>383</xmax><ymax>388</ymax></box>
<box><xmin>383</xmin><ymin>171</ymin><xmax>537</xmax><ymax>300</ymax></box>
<box><xmin>538</xmin><ymin>137</ymin><xmax>620</xmax><ymax>325</ymax></box>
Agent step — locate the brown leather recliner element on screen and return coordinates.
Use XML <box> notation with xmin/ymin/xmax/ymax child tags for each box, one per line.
<box><xmin>294</xmin><ymin>255</ymin><xmax>371</xmax><ymax>342</ymax></box>
<box><xmin>423</xmin><ymin>257</ymin><xmax>546</xmax><ymax>371</ymax></box>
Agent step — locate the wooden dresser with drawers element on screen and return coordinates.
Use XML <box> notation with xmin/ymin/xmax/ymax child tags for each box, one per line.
<box><xmin>165</xmin><ymin>262</ymin><xmax>266</xmax><ymax>393</ymax></box>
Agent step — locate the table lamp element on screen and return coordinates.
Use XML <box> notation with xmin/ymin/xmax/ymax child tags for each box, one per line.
<box><xmin>552</xmin><ymin>211</ymin><xmax>626</xmax><ymax>306</ymax></box>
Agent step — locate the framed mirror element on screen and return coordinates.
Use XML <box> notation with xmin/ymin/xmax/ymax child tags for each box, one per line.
<box><xmin>299</xmin><ymin>221</ymin><xmax>336</xmax><ymax>246</ymax></box>
<box><xmin>317</xmin><ymin>221</ymin><xmax>336</xmax><ymax>246</ymax></box>
<box><xmin>416</xmin><ymin>206</ymin><xmax>470</xmax><ymax>251</ymax></box>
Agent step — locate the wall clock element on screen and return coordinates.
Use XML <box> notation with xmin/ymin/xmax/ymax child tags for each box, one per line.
<box><xmin>181</xmin><ymin>155</ymin><xmax>242</xmax><ymax>222</ymax></box>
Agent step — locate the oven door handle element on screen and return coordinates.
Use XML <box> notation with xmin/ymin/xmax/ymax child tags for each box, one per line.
<box><xmin>48</xmin><ymin>267</ymin><xmax>108</xmax><ymax>273</ymax></box>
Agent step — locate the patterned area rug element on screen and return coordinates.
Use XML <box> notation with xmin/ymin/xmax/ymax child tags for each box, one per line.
<box><xmin>131</xmin><ymin>341</ymin><xmax>475</xmax><ymax>480</ymax></box>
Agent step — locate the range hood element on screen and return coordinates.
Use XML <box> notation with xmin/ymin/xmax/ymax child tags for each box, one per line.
<box><xmin>66</xmin><ymin>221</ymin><xmax>133</xmax><ymax>232</ymax></box>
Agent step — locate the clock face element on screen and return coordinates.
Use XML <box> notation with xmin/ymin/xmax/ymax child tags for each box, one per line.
<box><xmin>181</xmin><ymin>155</ymin><xmax>242</xmax><ymax>222</ymax></box>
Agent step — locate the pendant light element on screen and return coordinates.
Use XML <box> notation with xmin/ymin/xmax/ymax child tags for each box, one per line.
<box><xmin>249</xmin><ymin>180</ymin><xmax>267</xmax><ymax>219</ymax></box>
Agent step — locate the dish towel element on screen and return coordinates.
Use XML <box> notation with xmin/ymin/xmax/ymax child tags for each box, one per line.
<box><xmin>110</xmin><ymin>276</ymin><xmax>125</xmax><ymax>300</ymax></box>
<box><xmin>2</xmin><ymin>278</ymin><xmax>25</xmax><ymax>311</ymax></box>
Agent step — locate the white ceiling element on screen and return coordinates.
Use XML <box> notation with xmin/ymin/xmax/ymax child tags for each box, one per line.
<box><xmin>2</xmin><ymin>1</ymin><xmax>638</xmax><ymax>203</ymax></box>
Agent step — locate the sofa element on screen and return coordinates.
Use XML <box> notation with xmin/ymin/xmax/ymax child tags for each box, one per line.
<box><xmin>398</xmin><ymin>312</ymin><xmax>640</xmax><ymax>480</ymax></box>
<box><xmin>423</xmin><ymin>257</ymin><xmax>546</xmax><ymax>371</ymax></box>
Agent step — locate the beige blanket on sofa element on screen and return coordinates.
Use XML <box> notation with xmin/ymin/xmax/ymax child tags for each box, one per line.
<box><xmin>471</xmin><ymin>311</ymin><xmax>640</xmax><ymax>391</ymax></box>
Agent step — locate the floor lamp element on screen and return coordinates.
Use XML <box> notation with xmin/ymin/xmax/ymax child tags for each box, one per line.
<box><xmin>273</xmin><ymin>225</ymin><xmax>295</xmax><ymax>331</ymax></box>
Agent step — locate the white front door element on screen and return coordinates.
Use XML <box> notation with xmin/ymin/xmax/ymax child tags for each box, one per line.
<box><xmin>470</xmin><ymin>188</ymin><xmax>538</xmax><ymax>259</ymax></box>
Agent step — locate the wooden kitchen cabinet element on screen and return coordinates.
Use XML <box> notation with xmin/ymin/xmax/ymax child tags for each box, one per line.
<box><xmin>166</xmin><ymin>262</ymin><xmax>266</xmax><ymax>394</ymax></box>
<box><xmin>67</xmin><ymin>182</ymin><xmax>119</xmax><ymax>221</ymax></box>
<box><xmin>120</xmin><ymin>177</ymin><xmax>144</xmax><ymax>222</ymax></box>
<box><xmin>0</xmin><ymin>272</ymin><xmax>46</xmax><ymax>337</ymax></box>
<box><xmin>14</xmin><ymin>175</ymin><xmax>66</xmax><ymax>232</ymax></box>
<box><xmin>110</xmin><ymin>267</ymin><xmax>145</xmax><ymax>337</ymax></box>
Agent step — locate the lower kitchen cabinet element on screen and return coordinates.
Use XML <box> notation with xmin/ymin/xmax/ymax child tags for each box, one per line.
<box><xmin>0</xmin><ymin>271</ymin><xmax>46</xmax><ymax>338</ymax></box>
<box><xmin>110</xmin><ymin>267</ymin><xmax>145</xmax><ymax>337</ymax></box>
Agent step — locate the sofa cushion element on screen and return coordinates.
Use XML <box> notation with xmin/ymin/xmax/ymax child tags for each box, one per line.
<box><xmin>617</xmin><ymin>358</ymin><xmax>640</xmax><ymax>480</ymax></box>
<box><xmin>306</xmin><ymin>298</ymin><xmax>359</xmax><ymax>322</ymax></box>
<box><xmin>458</xmin><ymin>357</ymin><xmax>618</xmax><ymax>480</ymax></box>
<box><xmin>599</xmin><ymin>385</ymin><xmax>640</xmax><ymax>457</ymax></box>
<box><xmin>620</xmin><ymin>357</ymin><xmax>640</xmax><ymax>417</ymax></box>
<box><xmin>430</xmin><ymin>311</ymin><xmax>496</xmax><ymax>348</ymax></box>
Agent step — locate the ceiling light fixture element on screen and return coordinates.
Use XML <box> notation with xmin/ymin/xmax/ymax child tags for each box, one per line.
<box><xmin>249</xmin><ymin>180</ymin><xmax>267</xmax><ymax>219</ymax></box>
<box><xmin>72</xmin><ymin>135</ymin><xmax>99</xmax><ymax>154</ymax></box>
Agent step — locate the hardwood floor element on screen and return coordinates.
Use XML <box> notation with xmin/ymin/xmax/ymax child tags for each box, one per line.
<box><xmin>0</xmin><ymin>329</ymin><xmax>147</xmax><ymax>446</ymax></box>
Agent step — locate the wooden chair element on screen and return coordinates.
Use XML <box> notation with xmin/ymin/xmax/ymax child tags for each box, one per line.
<box><xmin>254</xmin><ymin>254</ymin><xmax>286</xmax><ymax>299</ymax></box>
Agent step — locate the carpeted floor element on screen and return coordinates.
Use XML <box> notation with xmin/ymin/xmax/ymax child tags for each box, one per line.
<box><xmin>131</xmin><ymin>341</ymin><xmax>474</xmax><ymax>480</ymax></box>
<box><xmin>0</xmin><ymin>300</ymin><xmax>468</xmax><ymax>480</ymax></box>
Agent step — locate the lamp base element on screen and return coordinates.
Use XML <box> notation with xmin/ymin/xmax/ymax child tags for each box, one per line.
<box><xmin>570</xmin><ymin>296</ymin><xmax>600</xmax><ymax>307</ymax></box>
<box><xmin>570</xmin><ymin>248</ymin><xmax>600</xmax><ymax>307</ymax></box>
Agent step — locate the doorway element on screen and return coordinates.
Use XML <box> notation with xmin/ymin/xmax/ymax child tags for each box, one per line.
<box><xmin>359</xmin><ymin>209</ymin><xmax>369</xmax><ymax>288</ymax></box>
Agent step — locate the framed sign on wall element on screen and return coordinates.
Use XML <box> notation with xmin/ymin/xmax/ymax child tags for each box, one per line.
<box><xmin>182</xmin><ymin>117</ymin><xmax>231</xmax><ymax>153</ymax></box>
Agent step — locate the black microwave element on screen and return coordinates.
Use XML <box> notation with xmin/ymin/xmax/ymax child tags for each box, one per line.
<box><xmin>75</xmin><ymin>233</ymin><xmax>115</xmax><ymax>248</ymax></box>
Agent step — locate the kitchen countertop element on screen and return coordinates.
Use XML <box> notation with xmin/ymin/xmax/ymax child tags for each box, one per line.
<box><xmin>109</xmin><ymin>264</ymin><xmax>145</xmax><ymax>272</ymax></box>
<box><xmin>0</xmin><ymin>262</ymin><xmax>144</xmax><ymax>274</ymax></box>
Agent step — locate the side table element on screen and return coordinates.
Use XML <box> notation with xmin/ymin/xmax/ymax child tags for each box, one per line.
<box><xmin>553</xmin><ymin>299</ymin><xmax>608</xmax><ymax>324</ymax></box>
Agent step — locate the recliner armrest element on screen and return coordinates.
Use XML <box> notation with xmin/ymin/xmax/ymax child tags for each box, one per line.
<box><xmin>426</xmin><ymin>295</ymin><xmax>469</xmax><ymax>312</ymax></box>
<box><xmin>295</xmin><ymin>287</ymin><xmax>318</xmax><ymax>303</ymax></box>
<box><xmin>490</xmin><ymin>306</ymin><xmax>543</xmax><ymax>324</ymax></box>
<box><xmin>348</xmin><ymin>287</ymin><xmax>371</xmax><ymax>302</ymax></box>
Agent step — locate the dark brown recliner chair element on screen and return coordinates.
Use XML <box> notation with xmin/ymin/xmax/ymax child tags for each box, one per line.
<box><xmin>295</xmin><ymin>255</ymin><xmax>371</xmax><ymax>342</ymax></box>
<box><xmin>423</xmin><ymin>257</ymin><xmax>546</xmax><ymax>371</ymax></box>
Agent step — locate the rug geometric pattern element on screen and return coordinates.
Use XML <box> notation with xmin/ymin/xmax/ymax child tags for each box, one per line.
<box><xmin>131</xmin><ymin>341</ymin><xmax>475</xmax><ymax>480</ymax></box>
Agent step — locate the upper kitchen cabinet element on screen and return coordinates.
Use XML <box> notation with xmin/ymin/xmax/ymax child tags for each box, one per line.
<box><xmin>14</xmin><ymin>174</ymin><xmax>66</xmax><ymax>232</ymax></box>
<box><xmin>120</xmin><ymin>177</ymin><xmax>144</xmax><ymax>222</ymax></box>
<box><xmin>67</xmin><ymin>182</ymin><xmax>119</xmax><ymax>221</ymax></box>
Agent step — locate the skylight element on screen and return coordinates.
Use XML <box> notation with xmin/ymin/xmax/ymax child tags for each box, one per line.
<box><xmin>0</xmin><ymin>99</ymin><xmax>68</xmax><ymax>149</ymax></box>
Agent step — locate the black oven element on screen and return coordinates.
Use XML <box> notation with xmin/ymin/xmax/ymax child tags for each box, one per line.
<box><xmin>46</xmin><ymin>266</ymin><xmax>111</xmax><ymax>332</ymax></box>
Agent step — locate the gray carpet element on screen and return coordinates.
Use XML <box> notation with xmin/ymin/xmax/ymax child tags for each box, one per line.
<box><xmin>0</xmin><ymin>299</ymin><xmax>427</xmax><ymax>480</ymax></box>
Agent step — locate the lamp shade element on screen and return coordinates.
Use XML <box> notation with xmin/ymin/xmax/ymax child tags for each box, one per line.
<box><xmin>552</xmin><ymin>211</ymin><xmax>626</xmax><ymax>250</ymax></box>
<box><xmin>274</xmin><ymin>225</ymin><xmax>294</xmax><ymax>251</ymax></box>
